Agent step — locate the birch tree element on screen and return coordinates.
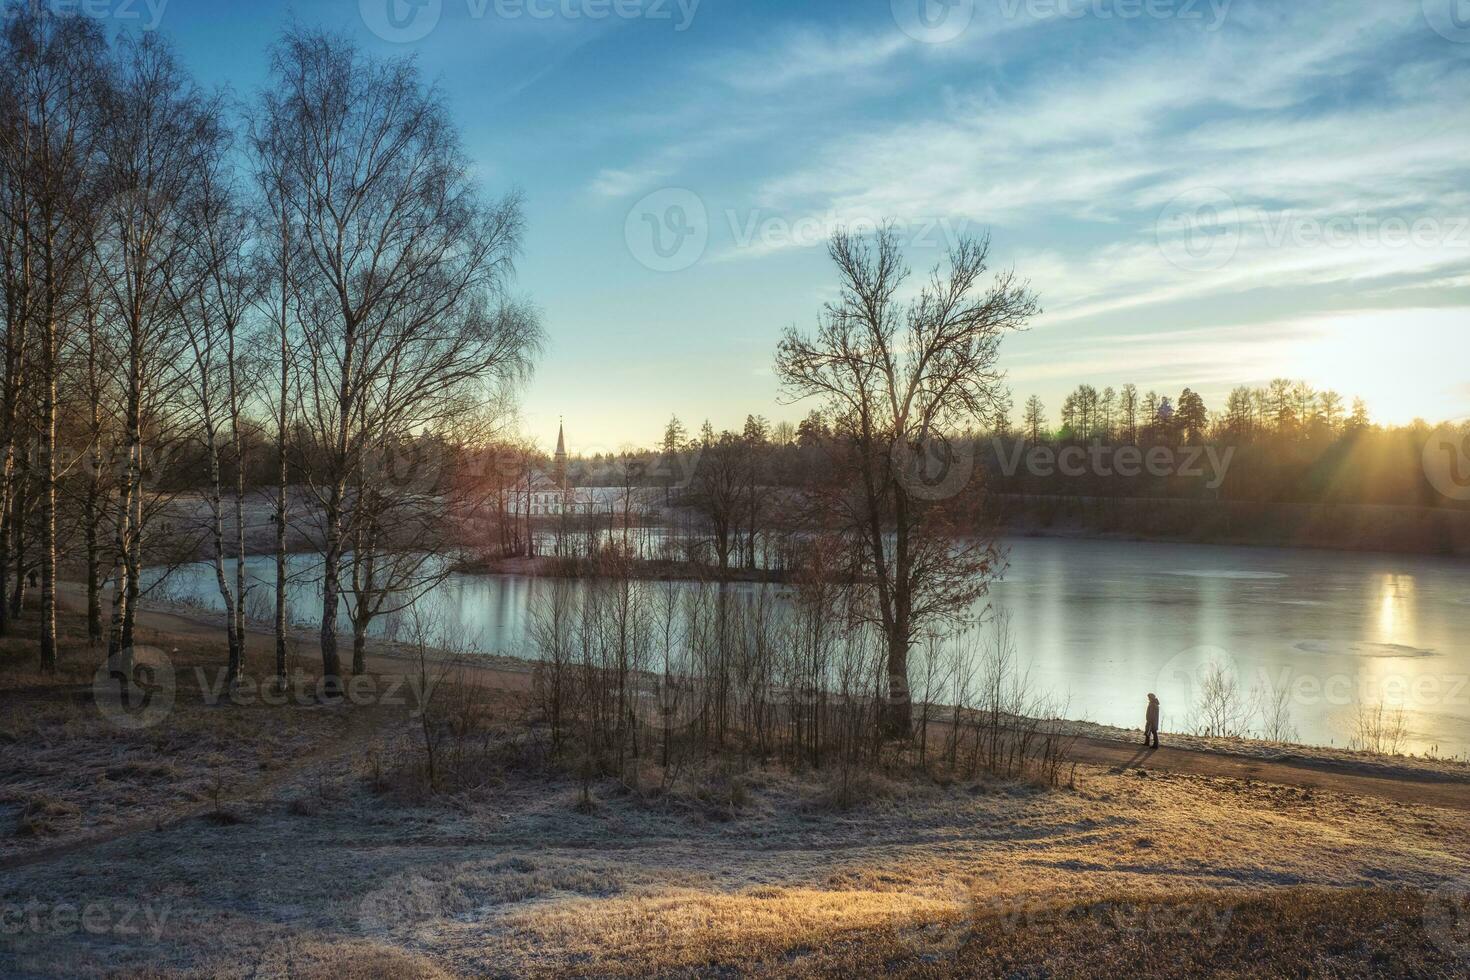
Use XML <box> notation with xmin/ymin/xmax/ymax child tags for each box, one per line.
<box><xmin>258</xmin><ymin>27</ymin><xmax>538</xmax><ymax>694</ymax></box>
<box><xmin>0</xmin><ymin>9</ymin><xmax>107</xmax><ymax>668</ymax></box>
<box><xmin>95</xmin><ymin>32</ymin><xmax>213</xmax><ymax>673</ymax></box>
<box><xmin>180</xmin><ymin>120</ymin><xmax>254</xmax><ymax>684</ymax></box>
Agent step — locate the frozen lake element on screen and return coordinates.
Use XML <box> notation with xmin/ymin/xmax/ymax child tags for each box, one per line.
<box><xmin>150</xmin><ymin>537</ymin><xmax>1470</xmax><ymax>757</ymax></box>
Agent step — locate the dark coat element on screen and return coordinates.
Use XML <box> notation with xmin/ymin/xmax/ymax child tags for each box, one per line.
<box><xmin>1145</xmin><ymin>698</ymin><xmax>1160</xmax><ymax>730</ymax></box>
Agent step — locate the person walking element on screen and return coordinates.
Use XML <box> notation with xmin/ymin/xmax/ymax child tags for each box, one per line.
<box><xmin>1144</xmin><ymin>693</ymin><xmax>1160</xmax><ymax>748</ymax></box>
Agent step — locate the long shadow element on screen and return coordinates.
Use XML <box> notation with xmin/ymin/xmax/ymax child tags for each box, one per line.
<box><xmin>1119</xmin><ymin>745</ymin><xmax>1158</xmax><ymax>770</ymax></box>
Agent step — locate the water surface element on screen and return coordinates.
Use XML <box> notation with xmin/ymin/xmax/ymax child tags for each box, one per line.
<box><xmin>150</xmin><ymin>537</ymin><xmax>1470</xmax><ymax>757</ymax></box>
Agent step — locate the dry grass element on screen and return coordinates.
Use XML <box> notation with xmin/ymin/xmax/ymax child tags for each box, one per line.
<box><xmin>2</xmin><ymin>607</ymin><xmax>1468</xmax><ymax>978</ymax></box>
<box><xmin>116</xmin><ymin>940</ymin><xmax>457</xmax><ymax>980</ymax></box>
<box><xmin>761</xmin><ymin>888</ymin><xmax>1469</xmax><ymax>978</ymax></box>
<box><xmin>0</xmin><ymin>608</ymin><xmax>378</xmax><ymax>857</ymax></box>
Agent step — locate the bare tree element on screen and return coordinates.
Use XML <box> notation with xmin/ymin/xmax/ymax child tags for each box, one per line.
<box><xmin>75</xmin><ymin>276</ymin><xmax>117</xmax><ymax>642</ymax></box>
<box><xmin>248</xmin><ymin>117</ymin><xmax>301</xmax><ymax>692</ymax></box>
<box><xmin>1351</xmin><ymin>700</ymin><xmax>1409</xmax><ymax>756</ymax></box>
<box><xmin>180</xmin><ymin>118</ymin><xmax>255</xmax><ymax>684</ymax></box>
<box><xmin>94</xmin><ymin>32</ymin><xmax>214</xmax><ymax>675</ymax></box>
<box><xmin>0</xmin><ymin>29</ymin><xmax>35</xmax><ymax>639</ymax></box>
<box><xmin>1190</xmin><ymin>661</ymin><xmax>1251</xmax><ymax>739</ymax></box>
<box><xmin>1255</xmin><ymin>679</ymin><xmax>1297</xmax><ymax>744</ymax></box>
<box><xmin>740</xmin><ymin>414</ymin><xmax>769</xmax><ymax>569</ymax></box>
<box><xmin>257</xmin><ymin>27</ymin><xmax>539</xmax><ymax>694</ymax></box>
<box><xmin>774</xmin><ymin>226</ymin><xmax>1038</xmax><ymax>736</ymax></box>
<box><xmin>687</xmin><ymin>430</ymin><xmax>743</xmax><ymax>574</ymax></box>
<box><xmin>0</xmin><ymin>9</ymin><xmax>107</xmax><ymax>667</ymax></box>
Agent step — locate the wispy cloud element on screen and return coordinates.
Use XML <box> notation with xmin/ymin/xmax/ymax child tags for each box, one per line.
<box><xmin>740</xmin><ymin>4</ymin><xmax>1468</xmax><ymax>324</ymax></box>
<box><xmin>705</xmin><ymin>25</ymin><xmax>913</xmax><ymax>92</ymax></box>
<box><xmin>589</xmin><ymin>166</ymin><xmax>673</xmax><ymax>198</ymax></box>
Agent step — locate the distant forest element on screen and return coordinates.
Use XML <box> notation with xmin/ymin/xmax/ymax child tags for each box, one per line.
<box><xmin>549</xmin><ymin>378</ymin><xmax>1463</xmax><ymax>512</ymax></box>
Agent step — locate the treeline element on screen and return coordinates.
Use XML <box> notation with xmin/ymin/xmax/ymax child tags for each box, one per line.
<box><xmin>1038</xmin><ymin>378</ymin><xmax>1371</xmax><ymax>446</ymax></box>
<box><xmin>567</xmin><ymin>377</ymin><xmax>1461</xmax><ymax>523</ymax></box>
<box><xmin>993</xmin><ymin>379</ymin><xmax>1462</xmax><ymax>508</ymax></box>
<box><xmin>0</xmin><ymin>9</ymin><xmax>540</xmax><ymax>687</ymax></box>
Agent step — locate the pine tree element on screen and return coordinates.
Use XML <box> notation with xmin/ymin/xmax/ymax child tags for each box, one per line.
<box><xmin>662</xmin><ymin>414</ymin><xmax>686</xmax><ymax>454</ymax></box>
<box><xmin>1023</xmin><ymin>395</ymin><xmax>1046</xmax><ymax>442</ymax></box>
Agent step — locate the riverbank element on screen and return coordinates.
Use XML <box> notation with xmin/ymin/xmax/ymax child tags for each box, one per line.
<box><xmin>153</xmin><ymin>487</ymin><xmax>1470</xmax><ymax>567</ymax></box>
<box><xmin>450</xmin><ymin>552</ymin><xmax>793</xmax><ymax>583</ymax></box>
<box><xmin>135</xmin><ymin>532</ymin><xmax>1470</xmax><ymax>761</ymax></box>
<box><xmin>2</xmin><ymin>597</ymin><xmax>1468</xmax><ymax>977</ymax></box>
<box><xmin>54</xmin><ymin>581</ymin><xmax>1470</xmax><ymax>795</ymax></box>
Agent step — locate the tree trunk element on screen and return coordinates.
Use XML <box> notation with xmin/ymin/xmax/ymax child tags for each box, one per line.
<box><xmin>349</xmin><ymin>537</ymin><xmax>376</xmax><ymax>677</ymax></box>
<box><xmin>84</xmin><ymin>439</ymin><xmax>104</xmax><ymax>642</ymax></box>
<box><xmin>883</xmin><ymin>487</ymin><xmax>913</xmax><ymax>738</ymax></box>
<box><xmin>83</xmin><ymin>309</ymin><xmax>105</xmax><ymax>644</ymax></box>
<box><xmin>0</xmin><ymin>445</ymin><xmax>12</xmax><ymax>637</ymax></box>
<box><xmin>206</xmin><ymin>422</ymin><xmax>242</xmax><ymax>685</ymax></box>
<box><xmin>105</xmin><ymin>433</ymin><xmax>133</xmax><ymax>677</ymax></box>
<box><xmin>228</xmin><ymin>328</ymin><xmax>247</xmax><ymax>672</ymax></box>
<box><xmin>317</xmin><ymin>304</ymin><xmax>355</xmax><ymax>699</ymax></box>
<box><xmin>0</xmin><ymin>351</ymin><xmax>17</xmax><ymax>637</ymax></box>
<box><xmin>38</xmin><ymin>302</ymin><xmax>57</xmax><ymax>671</ymax></box>
<box><xmin>116</xmin><ymin>336</ymin><xmax>142</xmax><ymax>659</ymax></box>
<box><xmin>10</xmin><ymin>477</ymin><xmax>26</xmax><ymax>619</ymax></box>
<box><xmin>275</xmin><ymin>451</ymin><xmax>288</xmax><ymax>688</ymax></box>
<box><xmin>352</xmin><ymin>620</ymin><xmax>368</xmax><ymax>679</ymax></box>
<box><xmin>319</xmin><ymin>480</ymin><xmax>344</xmax><ymax>697</ymax></box>
<box><xmin>123</xmin><ymin>470</ymin><xmax>141</xmax><ymax>654</ymax></box>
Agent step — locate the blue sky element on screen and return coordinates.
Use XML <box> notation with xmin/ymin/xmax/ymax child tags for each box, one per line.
<box><xmin>100</xmin><ymin>0</ymin><xmax>1470</xmax><ymax>451</ymax></box>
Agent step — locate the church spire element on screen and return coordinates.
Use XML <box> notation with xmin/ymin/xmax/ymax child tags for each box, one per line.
<box><xmin>553</xmin><ymin>418</ymin><xmax>567</xmax><ymax>489</ymax></box>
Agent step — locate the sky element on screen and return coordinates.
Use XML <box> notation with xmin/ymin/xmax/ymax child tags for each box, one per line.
<box><xmin>81</xmin><ymin>0</ymin><xmax>1470</xmax><ymax>452</ymax></box>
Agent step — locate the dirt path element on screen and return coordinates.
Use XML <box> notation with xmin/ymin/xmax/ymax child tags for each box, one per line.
<box><xmin>52</xmin><ymin>583</ymin><xmax>1470</xmax><ymax>817</ymax></box>
<box><xmin>1068</xmin><ymin>738</ymin><xmax>1470</xmax><ymax>812</ymax></box>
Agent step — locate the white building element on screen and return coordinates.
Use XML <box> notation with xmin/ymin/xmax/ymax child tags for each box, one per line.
<box><xmin>503</xmin><ymin>422</ymin><xmax>661</xmax><ymax>517</ymax></box>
